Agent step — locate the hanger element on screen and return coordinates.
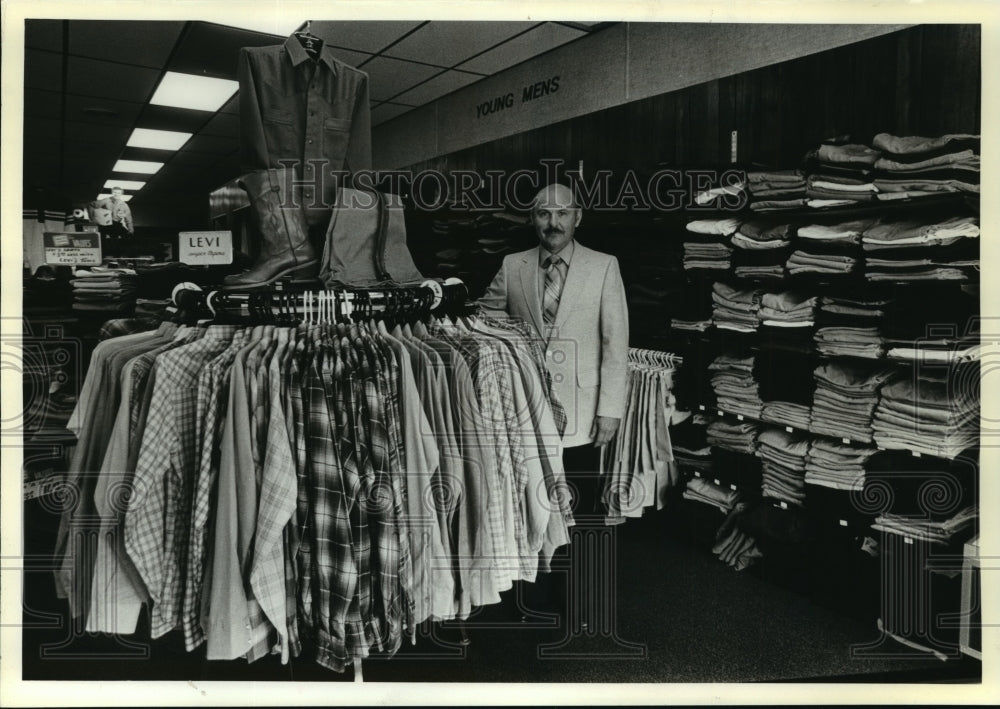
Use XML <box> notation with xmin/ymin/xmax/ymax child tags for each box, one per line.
<box><xmin>294</xmin><ymin>20</ymin><xmax>321</xmax><ymax>60</ymax></box>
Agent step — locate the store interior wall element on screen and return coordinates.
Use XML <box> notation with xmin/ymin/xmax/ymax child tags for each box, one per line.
<box><xmin>399</xmin><ymin>24</ymin><xmax>980</xmax><ymax>179</ymax></box>
<box><xmin>371</xmin><ymin>22</ymin><xmax>916</xmax><ymax>170</ymax></box>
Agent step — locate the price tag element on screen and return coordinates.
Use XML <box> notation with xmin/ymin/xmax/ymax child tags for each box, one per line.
<box><xmin>44</xmin><ymin>232</ymin><xmax>101</xmax><ymax>265</ymax></box>
<box><xmin>179</xmin><ymin>230</ymin><xmax>233</xmax><ymax>265</ymax></box>
<box><xmin>839</xmin><ymin>519</ymin><xmax>848</xmax><ymax>527</ymax></box>
<box><xmin>714</xmin><ymin>479</ymin><xmax>721</xmax><ymax>486</ymax></box>
<box><xmin>842</xmin><ymin>438</ymin><xmax>851</xmax><ymax>445</ymax></box>
<box><xmin>694</xmin><ymin>471</ymin><xmax>701</xmax><ymax>478</ymax></box>
<box><xmin>717</xmin><ymin>410</ymin><xmax>724</xmax><ymax>417</ymax></box>
<box><xmin>912</xmin><ymin>451</ymin><xmax>922</xmax><ymax>458</ymax></box>
<box><xmin>785</xmin><ymin>427</ymin><xmax>794</xmax><ymax>433</ymax></box>
<box><xmin>904</xmin><ymin>537</ymin><xmax>914</xmax><ymax>545</ymax></box>
<box><xmin>736</xmin><ymin>414</ymin><xmax>744</xmax><ymax>421</ymax></box>
<box><xmin>730</xmin><ymin>484</ymin><xmax>738</xmax><ymax>491</ymax></box>
<box><xmin>779</xmin><ymin>501</ymin><xmax>788</xmax><ymax>509</ymax></box>
<box><xmin>698</xmin><ymin>405</ymin><xmax>706</xmax><ymax>411</ymax></box>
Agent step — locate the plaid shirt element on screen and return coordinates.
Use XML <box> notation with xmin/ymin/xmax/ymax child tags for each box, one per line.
<box><xmin>181</xmin><ymin>328</ymin><xmax>249</xmax><ymax>651</ymax></box>
<box><xmin>99</xmin><ymin>316</ymin><xmax>162</xmax><ymax>341</ymax></box>
<box><xmin>307</xmin><ymin>337</ymin><xmax>358</xmax><ymax>672</ymax></box>
<box><xmin>125</xmin><ymin>325</ymin><xmax>238</xmax><ymax>639</ymax></box>
<box><xmin>290</xmin><ymin>329</ymin><xmax>315</xmax><ymax>640</ymax></box>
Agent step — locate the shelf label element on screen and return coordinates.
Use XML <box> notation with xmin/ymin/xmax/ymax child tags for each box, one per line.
<box><xmin>904</xmin><ymin>537</ymin><xmax>914</xmax><ymax>545</ymax></box>
<box><xmin>736</xmin><ymin>414</ymin><xmax>744</xmax><ymax>421</ymax></box>
<box><xmin>779</xmin><ymin>501</ymin><xmax>788</xmax><ymax>509</ymax></box>
<box><xmin>842</xmin><ymin>438</ymin><xmax>851</xmax><ymax>445</ymax></box>
<box><xmin>785</xmin><ymin>426</ymin><xmax>794</xmax><ymax>433</ymax></box>
<box><xmin>839</xmin><ymin>519</ymin><xmax>848</xmax><ymax>527</ymax></box>
<box><xmin>717</xmin><ymin>410</ymin><xmax>724</xmax><ymax>417</ymax></box>
<box><xmin>180</xmin><ymin>230</ymin><xmax>233</xmax><ymax>265</ymax></box>
<box><xmin>698</xmin><ymin>405</ymin><xmax>706</xmax><ymax>411</ymax></box>
<box><xmin>714</xmin><ymin>478</ymin><xmax>721</xmax><ymax>486</ymax></box>
<box><xmin>730</xmin><ymin>484</ymin><xmax>738</xmax><ymax>491</ymax></box>
<box><xmin>44</xmin><ymin>232</ymin><xmax>101</xmax><ymax>265</ymax></box>
<box><xmin>912</xmin><ymin>451</ymin><xmax>922</xmax><ymax>458</ymax></box>
<box><xmin>694</xmin><ymin>472</ymin><xmax>701</xmax><ymax>478</ymax></box>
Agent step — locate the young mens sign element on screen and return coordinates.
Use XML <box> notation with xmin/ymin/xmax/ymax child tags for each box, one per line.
<box><xmin>179</xmin><ymin>230</ymin><xmax>233</xmax><ymax>265</ymax></box>
<box><xmin>43</xmin><ymin>232</ymin><xmax>102</xmax><ymax>265</ymax></box>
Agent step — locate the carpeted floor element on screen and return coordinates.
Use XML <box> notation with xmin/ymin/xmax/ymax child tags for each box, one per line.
<box><xmin>20</xmin><ymin>499</ymin><xmax>981</xmax><ymax>683</ymax></box>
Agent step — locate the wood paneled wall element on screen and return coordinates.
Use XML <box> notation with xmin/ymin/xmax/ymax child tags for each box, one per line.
<box><xmin>403</xmin><ymin>25</ymin><xmax>980</xmax><ymax>177</ymax></box>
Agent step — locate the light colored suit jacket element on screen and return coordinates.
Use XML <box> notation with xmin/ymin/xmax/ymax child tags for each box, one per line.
<box><xmin>478</xmin><ymin>242</ymin><xmax>629</xmax><ymax>447</ymax></box>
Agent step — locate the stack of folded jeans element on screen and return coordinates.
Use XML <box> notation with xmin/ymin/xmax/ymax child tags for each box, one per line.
<box><xmin>758</xmin><ymin>427</ymin><xmax>809</xmax><ymax>507</ymax></box>
<box><xmin>71</xmin><ymin>266</ymin><xmax>138</xmax><ymax>314</ymax></box>
<box><xmin>693</xmin><ymin>179</ymin><xmax>748</xmax><ymax>207</ymax></box>
<box><xmin>682</xmin><ymin>477</ymin><xmax>741</xmax><ymax>513</ymax></box>
<box><xmin>711</xmin><ymin>282</ymin><xmax>763</xmax><ymax>332</ymax></box>
<box><xmin>804</xmin><ymin>438</ymin><xmax>879</xmax><ymax>491</ymax></box>
<box><xmin>872</xmin><ymin>133</ymin><xmax>980</xmax><ymax>200</ymax></box>
<box><xmin>814</xmin><ymin>293</ymin><xmax>891</xmax><ymax>358</ymax></box>
<box><xmin>861</xmin><ymin>215</ymin><xmax>979</xmax><ymax>281</ymax></box>
<box><xmin>712</xmin><ymin>503</ymin><xmax>764</xmax><ymax>571</ymax></box>
<box><xmin>684</xmin><ymin>216</ymin><xmax>737</xmax><ymax>273</ymax></box>
<box><xmin>806</xmin><ymin>142</ymin><xmax>882</xmax><ymax>208</ymax></box>
<box><xmin>787</xmin><ymin>219</ymin><xmax>866</xmax><ymax>275</ymax></box>
<box><xmin>872</xmin><ymin>378</ymin><xmax>979</xmax><ymax>459</ymax></box>
<box><xmin>709</xmin><ymin>352</ymin><xmax>763</xmax><ymax>418</ymax></box>
<box><xmin>671</xmin><ymin>413</ymin><xmax>714</xmax><ymax>476</ymax></box>
<box><xmin>810</xmin><ymin>362</ymin><xmax>899</xmax><ymax>442</ymax></box>
<box><xmin>758</xmin><ymin>290</ymin><xmax>817</xmax><ymax>326</ymax></box>
<box><xmin>761</xmin><ymin>401</ymin><xmax>812</xmax><ymax>430</ymax></box>
<box><xmin>872</xmin><ymin>506</ymin><xmax>978</xmax><ymax>545</ymax></box>
<box><xmin>730</xmin><ymin>221</ymin><xmax>793</xmax><ymax>280</ymax></box>
<box><xmin>746</xmin><ymin>170</ymin><xmax>807</xmax><ymax>212</ymax></box>
<box><xmin>707</xmin><ymin>418</ymin><xmax>761</xmax><ymax>456</ymax></box>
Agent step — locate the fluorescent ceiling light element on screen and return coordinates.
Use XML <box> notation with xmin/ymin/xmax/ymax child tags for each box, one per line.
<box><xmin>150</xmin><ymin>72</ymin><xmax>239</xmax><ymax>112</ymax></box>
<box><xmin>104</xmin><ymin>179</ymin><xmax>146</xmax><ymax>191</ymax></box>
<box><xmin>219</xmin><ymin>19</ymin><xmax>306</xmax><ymax>36</ymax></box>
<box><xmin>113</xmin><ymin>159</ymin><xmax>164</xmax><ymax>175</ymax></box>
<box><xmin>97</xmin><ymin>193</ymin><xmax>133</xmax><ymax>202</ymax></box>
<box><xmin>126</xmin><ymin>127</ymin><xmax>192</xmax><ymax>151</ymax></box>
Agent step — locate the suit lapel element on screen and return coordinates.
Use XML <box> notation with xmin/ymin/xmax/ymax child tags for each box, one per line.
<box><xmin>555</xmin><ymin>243</ymin><xmax>593</xmax><ymax>330</ymax></box>
<box><xmin>519</xmin><ymin>247</ymin><xmax>545</xmax><ymax>336</ymax></box>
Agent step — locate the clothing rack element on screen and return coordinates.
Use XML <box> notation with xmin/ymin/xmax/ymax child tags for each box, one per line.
<box><xmin>628</xmin><ymin>347</ymin><xmax>683</xmax><ymax>368</ymax></box>
<box><xmin>172</xmin><ymin>278</ymin><xmax>473</xmax><ymax>325</ymax></box>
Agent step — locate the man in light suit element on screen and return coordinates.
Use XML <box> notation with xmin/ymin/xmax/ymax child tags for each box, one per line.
<box><xmin>479</xmin><ymin>182</ymin><xmax>629</xmax><ymax>626</ymax></box>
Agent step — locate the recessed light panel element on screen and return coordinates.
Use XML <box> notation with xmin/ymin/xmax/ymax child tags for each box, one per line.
<box><xmin>126</xmin><ymin>127</ymin><xmax>192</xmax><ymax>151</ymax></box>
<box><xmin>104</xmin><ymin>179</ymin><xmax>146</xmax><ymax>191</ymax></box>
<box><xmin>113</xmin><ymin>159</ymin><xmax>164</xmax><ymax>175</ymax></box>
<box><xmin>150</xmin><ymin>72</ymin><xmax>239</xmax><ymax>112</ymax></box>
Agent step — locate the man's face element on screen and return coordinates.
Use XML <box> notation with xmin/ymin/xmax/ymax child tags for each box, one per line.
<box><xmin>532</xmin><ymin>202</ymin><xmax>581</xmax><ymax>255</ymax></box>
<box><xmin>111</xmin><ymin>188</ymin><xmax>123</xmax><ymax>200</ymax></box>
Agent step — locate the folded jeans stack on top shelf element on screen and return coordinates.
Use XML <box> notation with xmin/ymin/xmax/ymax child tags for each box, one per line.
<box><xmin>872</xmin><ymin>132</ymin><xmax>980</xmax><ymax>201</ymax></box>
<box><xmin>758</xmin><ymin>427</ymin><xmax>809</xmax><ymax>507</ymax></box>
<box><xmin>746</xmin><ymin>170</ymin><xmax>807</xmax><ymax>212</ymax></box>
<box><xmin>804</xmin><ymin>437</ymin><xmax>879</xmax><ymax>492</ymax></box>
<box><xmin>872</xmin><ymin>378</ymin><xmax>979</xmax><ymax>459</ymax></box>
<box><xmin>861</xmin><ymin>215</ymin><xmax>979</xmax><ymax>282</ymax></box>
<box><xmin>708</xmin><ymin>352</ymin><xmax>763</xmax><ymax>419</ymax></box>
<box><xmin>809</xmin><ymin>361</ymin><xmax>899</xmax><ymax>443</ymax></box>
<box><xmin>806</xmin><ymin>142</ymin><xmax>882</xmax><ymax>208</ymax></box>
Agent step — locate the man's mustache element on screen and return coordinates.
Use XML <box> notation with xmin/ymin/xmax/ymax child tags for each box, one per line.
<box><xmin>544</xmin><ymin>227</ymin><xmax>564</xmax><ymax>235</ymax></box>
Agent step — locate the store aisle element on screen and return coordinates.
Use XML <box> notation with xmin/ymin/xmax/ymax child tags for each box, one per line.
<box><xmin>21</xmin><ymin>500</ymin><xmax>979</xmax><ymax>683</ymax></box>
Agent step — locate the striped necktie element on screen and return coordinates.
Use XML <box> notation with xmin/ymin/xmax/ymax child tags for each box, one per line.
<box><xmin>542</xmin><ymin>255</ymin><xmax>565</xmax><ymax>331</ymax></box>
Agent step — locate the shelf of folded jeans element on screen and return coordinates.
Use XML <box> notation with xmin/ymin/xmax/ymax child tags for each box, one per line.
<box><xmin>684</xmin><ymin>191</ymin><xmax>975</xmax><ymax>223</ymax></box>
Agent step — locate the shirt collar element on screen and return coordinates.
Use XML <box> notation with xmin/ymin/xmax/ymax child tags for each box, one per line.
<box><xmin>283</xmin><ymin>34</ymin><xmax>338</xmax><ymax>75</ymax></box>
<box><xmin>539</xmin><ymin>239</ymin><xmax>575</xmax><ymax>267</ymax></box>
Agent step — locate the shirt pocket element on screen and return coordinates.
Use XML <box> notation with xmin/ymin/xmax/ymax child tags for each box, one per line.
<box><xmin>322</xmin><ymin>116</ymin><xmax>353</xmax><ymax>166</ymax></box>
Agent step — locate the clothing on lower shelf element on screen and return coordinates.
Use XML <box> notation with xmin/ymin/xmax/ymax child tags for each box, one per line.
<box><xmin>706</xmin><ymin>418</ymin><xmax>761</xmax><ymax>456</ymax></box>
<box><xmin>804</xmin><ymin>438</ymin><xmax>879</xmax><ymax>491</ymax></box>
<box><xmin>758</xmin><ymin>427</ymin><xmax>809</xmax><ymax>507</ymax></box>
<box><xmin>815</xmin><ymin>325</ymin><xmax>884</xmax><ymax>359</ymax></box>
<box><xmin>709</xmin><ymin>352</ymin><xmax>763</xmax><ymax>419</ymax></box>
<box><xmin>682</xmin><ymin>476</ymin><xmax>741</xmax><ymax>513</ymax></box>
<box><xmin>871</xmin><ymin>506</ymin><xmax>978</xmax><ymax>545</ymax></box>
<box><xmin>809</xmin><ymin>361</ymin><xmax>898</xmax><ymax>443</ymax></box>
<box><xmin>711</xmin><ymin>502</ymin><xmax>764</xmax><ymax>571</ymax></box>
<box><xmin>711</xmin><ymin>282</ymin><xmax>763</xmax><ymax>332</ymax></box>
<box><xmin>872</xmin><ymin>377</ymin><xmax>979</xmax><ymax>459</ymax></box>
<box><xmin>760</xmin><ymin>401</ymin><xmax>812</xmax><ymax>430</ymax></box>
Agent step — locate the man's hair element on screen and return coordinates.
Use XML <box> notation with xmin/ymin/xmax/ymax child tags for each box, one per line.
<box><xmin>532</xmin><ymin>182</ymin><xmax>579</xmax><ymax>211</ymax></box>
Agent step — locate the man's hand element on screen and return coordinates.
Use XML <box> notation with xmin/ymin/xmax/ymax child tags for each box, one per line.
<box><xmin>590</xmin><ymin>416</ymin><xmax>620</xmax><ymax>447</ymax></box>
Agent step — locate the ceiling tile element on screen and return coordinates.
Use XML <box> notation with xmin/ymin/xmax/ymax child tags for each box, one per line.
<box><xmin>383</xmin><ymin>21</ymin><xmax>537</xmax><ymax>68</ymax></box>
<box><xmin>200</xmin><ymin>111</ymin><xmax>240</xmax><ymax>138</ymax></box>
<box><xmin>169</xmin><ymin>150</ymin><xmax>224</xmax><ymax>168</ymax></box>
<box><xmin>24</xmin><ymin>49</ymin><xmax>63</xmax><ymax>91</ymax></box>
<box><xmin>23</xmin><ymin>117</ymin><xmax>63</xmax><ymax>144</ymax></box>
<box><xmin>392</xmin><ymin>70</ymin><xmax>483</xmax><ymax>106</ymax></box>
<box><xmin>65</xmin><ymin>93</ymin><xmax>144</xmax><ymax>127</ymax></box>
<box><xmin>66</xmin><ymin>55</ymin><xmax>161</xmax><ymax>103</ymax></box>
<box><xmin>25</xmin><ymin>19</ymin><xmax>64</xmax><ymax>52</ymax></box>
<box><xmin>362</xmin><ymin>56</ymin><xmax>441</xmax><ymax>102</ymax></box>
<box><xmin>169</xmin><ymin>21</ymin><xmax>291</xmax><ymax>80</ymax></box>
<box><xmin>139</xmin><ymin>104</ymin><xmax>216</xmax><ymax>134</ymax></box>
<box><xmin>24</xmin><ymin>88</ymin><xmax>63</xmax><ymax>120</ymax></box>
<box><xmin>309</xmin><ymin>21</ymin><xmax>424</xmax><ymax>54</ymax></box>
<box><xmin>61</xmin><ymin>120</ymin><xmax>132</xmax><ymax>149</ymax></box>
<box><xmin>68</xmin><ymin>20</ymin><xmax>185</xmax><ymax>68</ymax></box>
<box><xmin>372</xmin><ymin>102</ymin><xmax>417</xmax><ymax>126</ymax></box>
<box><xmin>456</xmin><ymin>22</ymin><xmax>585</xmax><ymax>75</ymax></box>
<box><xmin>183</xmin><ymin>133</ymin><xmax>239</xmax><ymax>155</ymax></box>
<box><xmin>328</xmin><ymin>47</ymin><xmax>376</xmax><ymax>69</ymax></box>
